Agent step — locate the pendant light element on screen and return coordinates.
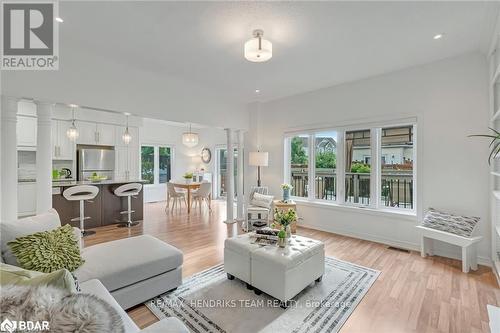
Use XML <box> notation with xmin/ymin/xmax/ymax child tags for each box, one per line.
<box><xmin>182</xmin><ymin>123</ymin><xmax>199</xmax><ymax>147</ymax></box>
<box><xmin>122</xmin><ymin>113</ymin><xmax>132</xmax><ymax>145</ymax></box>
<box><xmin>244</xmin><ymin>29</ymin><xmax>272</xmax><ymax>62</ymax></box>
<box><xmin>66</xmin><ymin>105</ymin><xmax>79</xmax><ymax>141</ymax></box>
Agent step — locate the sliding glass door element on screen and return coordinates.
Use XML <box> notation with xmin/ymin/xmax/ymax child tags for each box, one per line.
<box><xmin>216</xmin><ymin>147</ymin><xmax>242</xmax><ymax>198</ymax></box>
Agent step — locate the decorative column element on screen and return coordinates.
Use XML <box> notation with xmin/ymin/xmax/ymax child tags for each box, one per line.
<box><xmin>236</xmin><ymin>130</ymin><xmax>244</xmax><ymax>221</ymax></box>
<box><xmin>1</xmin><ymin>96</ymin><xmax>18</xmax><ymax>222</ymax></box>
<box><xmin>36</xmin><ymin>101</ymin><xmax>53</xmax><ymax>214</ymax></box>
<box><xmin>224</xmin><ymin>128</ymin><xmax>235</xmax><ymax>224</ymax></box>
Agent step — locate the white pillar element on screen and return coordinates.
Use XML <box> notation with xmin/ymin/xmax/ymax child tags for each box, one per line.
<box><xmin>224</xmin><ymin>128</ymin><xmax>235</xmax><ymax>224</ymax></box>
<box><xmin>236</xmin><ymin>130</ymin><xmax>244</xmax><ymax>221</ymax></box>
<box><xmin>36</xmin><ymin>101</ymin><xmax>53</xmax><ymax>214</ymax></box>
<box><xmin>1</xmin><ymin>96</ymin><xmax>18</xmax><ymax>222</ymax></box>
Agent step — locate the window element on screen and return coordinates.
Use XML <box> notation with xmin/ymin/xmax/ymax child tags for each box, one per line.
<box><xmin>289</xmin><ymin>135</ymin><xmax>309</xmax><ymax>197</ymax></box>
<box><xmin>284</xmin><ymin>121</ymin><xmax>416</xmax><ymax>213</ymax></box>
<box><xmin>380</xmin><ymin>126</ymin><xmax>414</xmax><ymax>209</ymax></box>
<box><xmin>345</xmin><ymin>129</ymin><xmax>371</xmax><ymax>205</ymax></box>
<box><xmin>141</xmin><ymin>145</ymin><xmax>172</xmax><ymax>185</ymax></box>
<box><xmin>315</xmin><ymin>131</ymin><xmax>337</xmax><ymax>201</ymax></box>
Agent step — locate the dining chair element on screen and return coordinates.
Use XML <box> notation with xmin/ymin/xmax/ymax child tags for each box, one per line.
<box><xmin>166</xmin><ymin>182</ymin><xmax>187</xmax><ymax>212</ymax></box>
<box><xmin>191</xmin><ymin>182</ymin><xmax>212</xmax><ymax>211</ymax></box>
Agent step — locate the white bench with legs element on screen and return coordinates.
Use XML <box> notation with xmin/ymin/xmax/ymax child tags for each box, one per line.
<box><xmin>417</xmin><ymin>208</ymin><xmax>482</xmax><ymax>273</ymax></box>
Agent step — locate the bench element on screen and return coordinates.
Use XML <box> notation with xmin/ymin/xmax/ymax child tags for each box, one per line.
<box><xmin>416</xmin><ymin>225</ymin><xmax>482</xmax><ymax>273</ymax></box>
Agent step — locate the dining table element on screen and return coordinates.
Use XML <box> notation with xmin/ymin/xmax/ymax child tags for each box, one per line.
<box><xmin>170</xmin><ymin>181</ymin><xmax>210</xmax><ymax>214</ymax></box>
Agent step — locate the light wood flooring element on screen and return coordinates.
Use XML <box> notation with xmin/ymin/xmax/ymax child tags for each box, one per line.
<box><xmin>83</xmin><ymin>200</ymin><xmax>500</xmax><ymax>333</ymax></box>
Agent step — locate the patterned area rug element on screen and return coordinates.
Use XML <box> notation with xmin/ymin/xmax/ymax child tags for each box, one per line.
<box><xmin>146</xmin><ymin>257</ymin><xmax>379</xmax><ymax>333</ymax></box>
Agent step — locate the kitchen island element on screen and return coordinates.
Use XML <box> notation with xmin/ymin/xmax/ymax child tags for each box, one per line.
<box><xmin>52</xmin><ymin>179</ymin><xmax>146</xmax><ymax>229</ymax></box>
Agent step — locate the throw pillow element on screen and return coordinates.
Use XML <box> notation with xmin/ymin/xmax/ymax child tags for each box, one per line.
<box><xmin>0</xmin><ymin>263</ymin><xmax>78</xmax><ymax>293</ymax></box>
<box><xmin>7</xmin><ymin>224</ymin><xmax>85</xmax><ymax>273</ymax></box>
<box><xmin>1</xmin><ymin>209</ymin><xmax>61</xmax><ymax>266</ymax></box>
<box><xmin>251</xmin><ymin>192</ymin><xmax>274</xmax><ymax>208</ymax></box>
<box><xmin>422</xmin><ymin>208</ymin><xmax>480</xmax><ymax>237</ymax></box>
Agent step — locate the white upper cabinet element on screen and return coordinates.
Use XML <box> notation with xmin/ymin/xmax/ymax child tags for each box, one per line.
<box><xmin>115</xmin><ymin>125</ymin><xmax>139</xmax><ymax>147</ymax></box>
<box><xmin>17</xmin><ymin>116</ymin><xmax>37</xmax><ymax>147</ymax></box>
<box><xmin>96</xmin><ymin>123</ymin><xmax>115</xmax><ymax>146</ymax></box>
<box><xmin>76</xmin><ymin>121</ymin><xmax>115</xmax><ymax>146</ymax></box>
<box><xmin>52</xmin><ymin>120</ymin><xmax>75</xmax><ymax>160</ymax></box>
<box><xmin>115</xmin><ymin>145</ymin><xmax>140</xmax><ymax>180</ymax></box>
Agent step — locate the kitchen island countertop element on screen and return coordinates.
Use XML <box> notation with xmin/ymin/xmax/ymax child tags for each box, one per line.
<box><xmin>52</xmin><ymin>179</ymin><xmax>147</xmax><ymax>187</ymax></box>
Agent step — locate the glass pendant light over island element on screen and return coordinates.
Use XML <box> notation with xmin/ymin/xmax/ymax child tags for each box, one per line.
<box><xmin>66</xmin><ymin>105</ymin><xmax>79</xmax><ymax>141</ymax></box>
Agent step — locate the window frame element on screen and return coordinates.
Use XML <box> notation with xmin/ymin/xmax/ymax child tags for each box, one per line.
<box><xmin>141</xmin><ymin>144</ymin><xmax>174</xmax><ymax>186</ymax></box>
<box><xmin>283</xmin><ymin>119</ymin><xmax>417</xmax><ymax>215</ymax></box>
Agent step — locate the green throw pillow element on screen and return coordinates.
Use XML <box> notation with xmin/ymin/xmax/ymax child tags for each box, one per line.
<box><xmin>7</xmin><ymin>224</ymin><xmax>84</xmax><ymax>273</ymax></box>
<box><xmin>0</xmin><ymin>263</ymin><xmax>78</xmax><ymax>293</ymax></box>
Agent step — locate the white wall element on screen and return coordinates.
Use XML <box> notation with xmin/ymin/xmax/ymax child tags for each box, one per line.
<box><xmin>250</xmin><ymin>53</ymin><xmax>491</xmax><ymax>263</ymax></box>
<box><xmin>140</xmin><ymin>118</ymin><xmax>226</xmax><ymax>202</ymax></box>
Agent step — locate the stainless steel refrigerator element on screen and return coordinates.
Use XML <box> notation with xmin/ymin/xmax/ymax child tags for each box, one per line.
<box><xmin>78</xmin><ymin>148</ymin><xmax>115</xmax><ymax>180</ymax></box>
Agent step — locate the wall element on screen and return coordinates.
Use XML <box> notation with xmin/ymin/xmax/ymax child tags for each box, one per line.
<box><xmin>250</xmin><ymin>53</ymin><xmax>491</xmax><ymax>263</ymax></box>
<box><xmin>140</xmin><ymin>118</ymin><xmax>226</xmax><ymax>202</ymax></box>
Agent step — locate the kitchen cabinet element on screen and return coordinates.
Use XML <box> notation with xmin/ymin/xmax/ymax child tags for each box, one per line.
<box><xmin>52</xmin><ymin>120</ymin><xmax>75</xmax><ymax>160</ymax></box>
<box><xmin>17</xmin><ymin>116</ymin><xmax>37</xmax><ymax>147</ymax></box>
<box><xmin>76</xmin><ymin>121</ymin><xmax>115</xmax><ymax>146</ymax></box>
<box><xmin>115</xmin><ymin>126</ymin><xmax>139</xmax><ymax>147</ymax></box>
<box><xmin>115</xmin><ymin>146</ymin><xmax>140</xmax><ymax>180</ymax></box>
<box><xmin>18</xmin><ymin>182</ymin><xmax>36</xmax><ymax>217</ymax></box>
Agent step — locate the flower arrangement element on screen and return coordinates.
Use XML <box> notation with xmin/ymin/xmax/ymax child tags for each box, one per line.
<box><xmin>280</xmin><ymin>183</ymin><xmax>293</xmax><ymax>190</ymax></box>
<box><xmin>183</xmin><ymin>172</ymin><xmax>194</xmax><ymax>179</ymax></box>
<box><xmin>280</xmin><ymin>183</ymin><xmax>293</xmax><ymax>202</ymax></box>
<box><xmin>274</xmin><ymin>208</ymin><xmax>297</xmax><ymax>228</ymax></box>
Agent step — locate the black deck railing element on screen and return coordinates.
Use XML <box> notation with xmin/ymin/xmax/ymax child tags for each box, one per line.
<box><xmin>291</xmin><ymin>168</ymin><xmax>413</xmax><ymax>209</ymax></box>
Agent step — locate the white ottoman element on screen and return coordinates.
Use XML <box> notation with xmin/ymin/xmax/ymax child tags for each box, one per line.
<box><xmin>251</xmin><ymin>236</ymin><xmax>324</xmax><ymax>307</ymax></box>
<box><xmin>224</xmin><ymin>233</ymin><xmax>262</xmax><ymax>287</ymax></box>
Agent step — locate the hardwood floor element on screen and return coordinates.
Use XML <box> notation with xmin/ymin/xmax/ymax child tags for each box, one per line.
<box><xmin>83</xmin><ymin>200</ymin><xmax>500</xmax><ymax>333</ymax></box>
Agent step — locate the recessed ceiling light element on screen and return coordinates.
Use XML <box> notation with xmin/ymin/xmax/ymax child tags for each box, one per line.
<box><xmin>433</xmin><ymin>34</ymin><xmax>443</xmax><ymax>40</ymax></box>
<box><xmin>55</xmin><ymin>17</ymin><xmax>64</xmax><ymax>23</ymax></box>
<box><xmin>255</xmin><ymin>89</ymin><xmax>260</xmax><ymax>93</ymax></box>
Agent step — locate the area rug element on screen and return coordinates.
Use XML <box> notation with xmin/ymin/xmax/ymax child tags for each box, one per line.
<box><xmin>146</xmin><ymin>257</ymin><xmax>379</xmax><ymax>333</ymax></box>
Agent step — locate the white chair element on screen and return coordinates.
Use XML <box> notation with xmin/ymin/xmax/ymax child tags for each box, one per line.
<box><xmin>191</xmin><ymin>182</ymin><xmax>212</xmax><ymax>211</ymax></box>
<box><xmin>114</xmin><ymin>183</ymin><xmax>143</xmax><ymax>227</ymax></box>
<box><xmin>166</xmin><ymin>182</ymin><xmax>187</xmax><ymax>212</ymax></box>
<box><xmin>63</xmin><ymin>185</ymin><xmax>99</xmax><ymax>236</ymax></box>
<box><xmin>246</xmin><ymin>186</ymin><xmax>273</xmax><ymax>232</ymax></box>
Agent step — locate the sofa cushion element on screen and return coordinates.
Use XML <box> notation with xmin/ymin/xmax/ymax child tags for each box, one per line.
<box><xmin>1</xmin><ymin>209</ymin><xmax>61</xmax><ymax>265</ymax></box>
<box><xmin>75</xmin><ymin>235</ymin><xmax>183</xmax><ymax>292</ymax></box>
<box><xmin>422</xmin><ymin>208</ymin><xmax>480</xmax><ymax>237</ymax></box>
<box><xmin>80</xmin><ymin>279</ymin><xmax>139</xmax><ymax>333</ymax></box>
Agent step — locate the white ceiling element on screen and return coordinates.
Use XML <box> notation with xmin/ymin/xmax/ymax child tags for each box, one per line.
<box><xmin>59</xmin><ymin>1</ymin><xmax>498</xmax><ymax>104</ymax></box>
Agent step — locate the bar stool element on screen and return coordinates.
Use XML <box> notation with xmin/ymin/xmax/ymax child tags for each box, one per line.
<box><xmin>63</xmin><ymin>185</ymin><xmax>99</xmax><ymax>236</ymax></box>
<box><xmin>114</xmin><ymin>183</ymin><xmax>143</xmax><ymax>227</ymax></box>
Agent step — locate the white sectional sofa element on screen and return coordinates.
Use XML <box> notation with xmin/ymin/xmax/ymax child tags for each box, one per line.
<box><xmin>0</xmin><ymin>209</ymin><xmax>188</xmax><ymax>332</ymax></box>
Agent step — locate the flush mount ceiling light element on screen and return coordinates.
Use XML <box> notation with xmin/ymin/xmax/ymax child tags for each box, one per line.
<box><xmin>255</xmin><ymin>89</ymin><xmax>260</xmax><ymax>93</ymax></box>
<box><xmin>433</xmin><ymin>33</ymin><xmax>444</xmax><ymax>40</ymax></box>
<box><xmin>182</xmin><ymin>123</ymin><xmax>199</xmax><ymax>148</ymax></box>
<box><xmin>66</xmin><ymin>105</ymin><xmax>79</xmax><ymax>141</ymax></box>
<box><xmin>122</xmin><ymin>113</ymin><xmax>132</xmax><ymax>145</ymax></box>
<box><xmin>244</xmin><ymin>29</ymin><xmax>272</xmax><ymax>63</ymax></box>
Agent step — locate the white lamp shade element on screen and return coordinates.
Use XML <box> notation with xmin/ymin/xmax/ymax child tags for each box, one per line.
<box><xmin>182</xmin><ymin>132</ymin><xmax>199</xmax><ymax>147</ymax></box>
<box><xmin>249</xmin><ymin>152</ymin><xmax>269</xmax><ymax>166</ymax></box>
<box><xmin>244</xmin><ymin>37</ymin><xmax>272</xmax><ymax>62</ymax></box>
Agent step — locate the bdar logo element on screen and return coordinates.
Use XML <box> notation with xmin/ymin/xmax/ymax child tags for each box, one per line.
<box><xmin>0</xmin><ymin>318</ymin><xmax>16</xmax><ymax>333</ymax></box>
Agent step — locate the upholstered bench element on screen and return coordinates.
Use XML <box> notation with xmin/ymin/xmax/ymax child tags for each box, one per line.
<box><xmin>417</xmin><ymin>208</ymin><xmax>482</xmax><ymax>273</ymax></box>
<box><xmin>224</xmin><ymin>233</ymin><xmax>262</xmax><ymax>286</ymax></box>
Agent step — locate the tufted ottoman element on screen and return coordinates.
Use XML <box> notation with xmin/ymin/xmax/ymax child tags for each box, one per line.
<box><xmin>224</xmin><ymin>234</ymin><xmax>324</xmax><ymax>308</ymax></box>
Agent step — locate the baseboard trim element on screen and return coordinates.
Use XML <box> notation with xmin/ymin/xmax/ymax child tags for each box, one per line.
<box><xmin>299</xmin><ymin>222</ymin><xmax>492</xmax><ymax>267</ymax></box>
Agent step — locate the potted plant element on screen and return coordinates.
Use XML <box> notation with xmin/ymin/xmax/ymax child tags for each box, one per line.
<box><xmin>277</xmin><ymin>229</ymin><xmax>286</xmax><ymax>248</ymax></box>
<box><xmin>469</xmin><ymin>128</ymin><xmax>500</xmax><ymax>164</ymax></box>
<box><xmin>183</xmin><ymin>172</ymin><xmax>194</xmax><ymax>183</ymax></box>
<box><xmin>280</xmin><ymin>183</ymin><xmax>293</xmax><ymax>202</ymax></box>
<box><xmin>274</xmin><ymin>208</ymin><xmax>297</xmax><ymax>238</ymax></box>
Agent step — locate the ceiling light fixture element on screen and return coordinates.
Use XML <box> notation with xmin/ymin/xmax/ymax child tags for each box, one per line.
<box><xmin>122</xmin><ymin>113</ymin><xmax>132</xmax><ymax>145</ymax></box>
<box><xmin>245</xmin><ymin>29</ymin><xmax>272</xmax><ymax>63</ymax></box>
<box><xmin>66</xmin><ymin>105</ymin><xmax>79</xmax><ymax>141</ymax></box>
<box><xmin>182</xmin><ymin>123</ymin><xmax>199</xmax><ymax>148</ymax></box>
<box><xmin>55</xmin><ymin>17</ymin><xmax>64</xmax><ymax>23</ymax></box>
<box><xmin>255</xmin><ymin>89</ymin><xmax>260</xmax><ymax>93</ymax></box>
<box><xmin>433</xmin><ymin>33</ymin><xmax>443</xmax><ymax>40</ymax></box>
